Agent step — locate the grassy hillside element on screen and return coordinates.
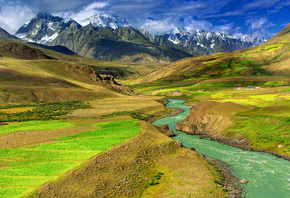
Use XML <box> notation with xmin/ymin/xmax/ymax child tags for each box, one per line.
<box><xmin>0</xmin><ymin>39</ymin><xmax>145</xmax><ymax>104</ymax></box>
<box><xmin>133</xmin><ymin>24</ymin><xmax>290</xmax><ymax>86</ymax></box>
<box><xmin>131</xmin><ymin>24</ymin><xmax>290</xmax><ymax>158</ymax></box>
<box><xmin>24</xmin><ymin>41</ymin><xmax>166</xmax><ymax>82</ymax></box>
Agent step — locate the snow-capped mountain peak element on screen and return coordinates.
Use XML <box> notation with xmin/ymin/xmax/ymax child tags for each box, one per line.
<box><xmin>15</xmin><ymin>12</ymin><xmax>81</xmax><ymax>44</ymax></box>
<box><xmin>141</xmin><ymin>29</ymin><xmax>266</xmax><ymax>56</ymax></box>
<box><xmin>78</xmin><ymin>13</ymin><xmax>128</xmax><ymax>29</ymax></box>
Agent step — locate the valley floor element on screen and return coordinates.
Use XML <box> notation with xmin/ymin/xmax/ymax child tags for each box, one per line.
<box><xmin>135</xmin><ymin>84</ymin><xmax>290</xmax><ymax>158</ymax></box>
<box><xmin>0</xmin><ymin>95</ymin><xmax>227</xmax><ymax>198</ymax></box>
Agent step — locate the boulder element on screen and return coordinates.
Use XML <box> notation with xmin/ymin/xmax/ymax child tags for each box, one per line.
<box><xmin>239</xmin><ymin>179</ymin><xmax>248</xmax><ymax>184</ymax></box>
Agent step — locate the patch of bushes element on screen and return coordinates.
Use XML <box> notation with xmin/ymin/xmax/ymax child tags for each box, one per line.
<box><xmin>264</xmin><ymin>81</ymin><xmax>284</xmax><ymax>86</ymax></box>
<box><xmin>98</xmin><ymin>110</ymin><xmax>155</xmax><ymax>122</ymax></box>
<box><xmin>147</xmin><ymin>172</ymin><xmax>164</xmax><ymax>186</ymax></box>
<box><xmin>0</xmin><ymin>101</ymin><xmax>92</xmax><ymax>123</ymax></box>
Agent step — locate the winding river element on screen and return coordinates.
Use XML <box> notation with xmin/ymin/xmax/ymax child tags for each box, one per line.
<box><xmin>153</xmin><ymin>99</ymin><xmax>290</xmax><ymax>198</ymax></box>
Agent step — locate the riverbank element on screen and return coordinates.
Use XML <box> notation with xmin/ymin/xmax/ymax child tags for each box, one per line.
<box><xmin>200</xmin><ymin>135</ymin><xmax>290</xmax><ymax>161</ymax></box>
<box><xmin>154</xmin><ymin>99</ymin><xmax>245</xmax><ymax>198</ymax></box>
<box><xmin>160</xmin><ymin>99</ymin><xmax>290</xmax><ymax>198</ymax></box>
<box><xmin>175</xmin><ymin>100</ymin><xmax>290</xmax><ymax>161</ymax></box>
<box><xmin>204</xmin><ymin>156</ymin><xmax>244</xmax><ymax>198</ymax></box>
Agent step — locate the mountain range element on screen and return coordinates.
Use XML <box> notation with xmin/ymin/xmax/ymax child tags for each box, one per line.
<box><xmin>135</xmin><ymin>23</ymin><xmax>290</xmax><ymax>85</ymax></box>
<box><xmin>14</xmin><ymin>12</ymin><xmax>266</xmax><ymax>63</ymax></box>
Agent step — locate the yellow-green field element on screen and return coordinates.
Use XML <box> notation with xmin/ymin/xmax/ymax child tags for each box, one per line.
<box><xmin>0</xmin><ymin>119</ymin><xmax>141</xmax><ymax>198</ymax></box>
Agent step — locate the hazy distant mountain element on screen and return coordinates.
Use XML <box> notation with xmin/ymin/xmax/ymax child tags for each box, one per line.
<box><xmin>140</xmin><ymin>29</ymin><xmax>266</xmax><ymax>56</ymax></box>
<box><xmin>15</xmin><ymin>13</ymin><xmax>191</xmax><ymax>63</ymax></box>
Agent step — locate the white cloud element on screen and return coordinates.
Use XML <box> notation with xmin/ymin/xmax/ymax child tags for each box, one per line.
<box><xmin>54</xmin><ymin>1</ymin><xmax>109</xmax><ymax>23</ymax></box>
<box><xmin>141</xmin><ymin>19</ymin><xmax>180</xmax><ymax>35</ymax></box>
<box><xmin>246</xmin><ymin>17</ymin><xmax>275</xmax><ymax>38</ymax></box>
<box><xmin>0</xmin><ymin>4</ymin><xmax>35</xmax><ymax>34</ymax></box>
<box><xmin>246</xmin><ymin>17</ymin><xmax>275</xmax><ymax>30</ymax></box>
<box><xmin>140</xmin><ymin>16</ymin><xmax>249</xmax><ymax>39</ymax></box>
<box><xmin>184</xmin><ymin>18</ymin><xmax>214</xmax><ymax>32</ymax></box>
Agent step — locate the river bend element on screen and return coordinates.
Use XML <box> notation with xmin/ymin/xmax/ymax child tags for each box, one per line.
<box><xmin>153</xmin><ymin>99</ymin><xmax>290</xmax><ymax>198</ymax></box>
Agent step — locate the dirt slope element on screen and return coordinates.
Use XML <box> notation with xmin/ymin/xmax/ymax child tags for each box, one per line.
<box><xmin>28</xmin><ymin>121</ymin><xmax>227</xmax><ymax>198</ymax></box>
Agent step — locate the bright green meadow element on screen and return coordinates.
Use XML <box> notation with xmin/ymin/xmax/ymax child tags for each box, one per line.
<box><xmin>0</xmin><ymin>119</ymin><xmax>141</xmax><ymax>198</ymax></box>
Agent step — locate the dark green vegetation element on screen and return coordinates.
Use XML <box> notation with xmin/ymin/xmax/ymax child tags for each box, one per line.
<box><xmin>147</xmin><ymin>172</ymin><xmax>164</xmax><ymax>186</ymax></box>
<box><xmin>0</xmin><ymin>119</ymin><xmax>141</xmax><ymax>198</ymax></box>
<box><xmin>0</xmin><ymin>101</ymin><xmax>91</xmax><ymax>122</ymax></box>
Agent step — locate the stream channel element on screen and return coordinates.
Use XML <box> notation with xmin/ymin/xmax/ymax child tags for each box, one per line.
<box><xmin>152</xmin><ymin>99</ymin><xmax>290</xmax><ymax>198</ymax></box>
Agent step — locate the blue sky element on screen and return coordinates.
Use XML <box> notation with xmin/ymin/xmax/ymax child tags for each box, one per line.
<box><xmin>0</xmin><ymin>0</ymin><xmax>289</xmax><ymax>39</ymax></box>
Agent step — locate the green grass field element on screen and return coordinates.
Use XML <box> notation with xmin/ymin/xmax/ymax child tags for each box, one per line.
<box><xmin>0</xmin><ymin>119</ymin><xmax>141</xmax><ymax>198</ymax></box>
<box><xmin>226</xmin><ymin>111</ymin><xmax>290</xmax><ymax>155</ymax></box>
<box><xmin>0</xmin><ymin>120</ymin><xmax>74</xmax><ymax>135</ymax></box>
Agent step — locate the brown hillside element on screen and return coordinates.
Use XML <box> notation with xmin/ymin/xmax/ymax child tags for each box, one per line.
<box><xmin>3</xmin><ymin>43</ymin><xmax>56</xmax><ymax>60</ymax></box>
<box><xmin>0</xmin><ymin>41</ymin><xmax>134</xmax><ymax>103</ymax></box>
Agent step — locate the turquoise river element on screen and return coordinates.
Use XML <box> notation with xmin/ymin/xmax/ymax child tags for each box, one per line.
<box><xmin>153</xmin><ymin>99</ymin><xmax>290</xmax><ymax>198</ymax></box>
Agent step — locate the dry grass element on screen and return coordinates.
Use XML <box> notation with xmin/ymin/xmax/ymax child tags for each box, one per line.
<box><xmin>142</xmin><ymin>149</ymin><xmax>226</xmax><ymax>198</ymax></box>
<box><xmin>65</xmin><ymin>95</ymin><xmax>166</xmax><ymax>118</ymax></box>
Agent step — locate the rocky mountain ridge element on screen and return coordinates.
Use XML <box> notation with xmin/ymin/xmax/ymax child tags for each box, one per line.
<box><xmin>0</xmin><ymin>27</ymin><xmax>17</xmax><ymax>39</ymax></box>
<box><xmin>14</xmin><ymin>12</ymin><xmax>266</xmax><ymax>62</ymax></box>
<box><xmin>140</xmin><ymin>29</ymin><xmax>266</xmax><ymax>56</ymax></box>
<box><xmin>16</xmin><ymin>13</ymin><xmax>82</xmax><ymax>44</ymax></box>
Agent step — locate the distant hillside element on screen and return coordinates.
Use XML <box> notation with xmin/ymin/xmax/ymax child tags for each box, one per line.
<box><xmin>3</xmin><ymin>43</ymin><xmax>56</xmax><ymax>60</ymax></box>
<box><xmin>29</xmin><ymin>43</ymin><xmax>77</xmax><ymax>56</ymax></box>
<box><xmin>135</xmin><ymin>23</ymin><xmax>290</xmax><ymax>85</ymax></box>
<box><xmin>0</xmin><ymin>40</ymin><xmax>133</xmax><ymax>104</ymax></box>
<box><xmin>0</xmin><ymin>27</ymin><xmax>17</xmax><ymax>39</ymax></box>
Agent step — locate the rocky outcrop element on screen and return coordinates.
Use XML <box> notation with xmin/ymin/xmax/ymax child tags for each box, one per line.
<box><xmin>175</xmin><ymin>101</ymin><xmax>243</xmax><ymax>136</ymax></box>
<box><xmin>65</xmin><ymin>64</ymin><xmax>134</xmax><ymax>95</ymax></box>
<box><xmin>155</xmin><ymin>124</ymin><xmax>175</xmax><ymax>137</ymax></box>
<box><xmin>3</xmin><ymin>43</ymin><xmax>56</xmax><ymax>60</ymax></box>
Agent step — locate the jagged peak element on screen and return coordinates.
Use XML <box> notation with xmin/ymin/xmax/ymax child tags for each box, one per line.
<box><xmin>78</xmin><ymin>12</ymin><xmax>128</xmax><ymax>29</ymax></box>
<box><xmin>34</xmin><ymin>12</ymin><xmax>62</xmax><ymax>22</ymax></box>
<box><xmin>35</xmin><ymin>12</ymin><xmax>53</xmax><ymax>19</ymax></box>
